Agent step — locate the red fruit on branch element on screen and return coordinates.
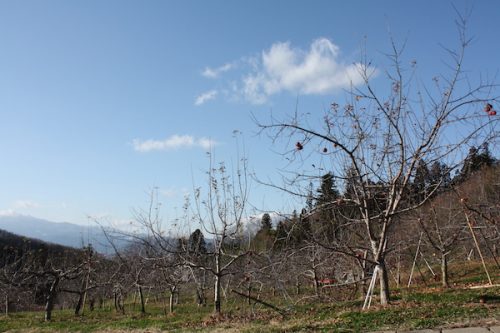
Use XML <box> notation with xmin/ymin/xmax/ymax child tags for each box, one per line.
<box><xmin>489</xmin><ymin>110</ymin><xmax>497</xmax><ymax>116</ymax></box>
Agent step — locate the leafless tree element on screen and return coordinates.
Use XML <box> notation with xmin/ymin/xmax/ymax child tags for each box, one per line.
<box><xmin>1</xmin><ymin>246</ymin><xmax>86</xmax><ymax>321</ymax></box>
<box><xmin>256</xmin><ymin>12</ymin><xmax>499</xmax><ymax>304</ymax></box>
<box><xmin>188</xmin><ymin>152</ymin><xmax>251</xmax><ymax>314</ymax></box>
<box><xmin>415</xmin><ymin>197</ymin><xmax>467</xmax><ymax>288</ymax></box>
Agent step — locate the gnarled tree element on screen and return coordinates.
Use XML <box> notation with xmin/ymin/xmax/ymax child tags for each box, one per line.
<box><xmin>257</xmin><ymin>13</ymin><xmax>499</xmax><ymax>305</ymax></box>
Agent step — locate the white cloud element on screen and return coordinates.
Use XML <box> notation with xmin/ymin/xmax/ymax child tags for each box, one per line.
<box><xmin>242</xmin><ymin>38</ymin><xmax>371</xmax><ymax>104</ymax></box>
<box><xmin>132</xmin><ymin>134</ymin><xmax>218</xmax><ymax>152</ymax></box>
<box><xmin>0</xmin><ymin>200</ymin><xmax>41</xmax><ymax>217</ymax></box>
<box><xmin>200</xmin><ymin>38</ymin><xmax>375</xmax><ymax>104</ymax></box>
<box><xmin>194</xmin><ymin>90</ymin><xmax>218</xmax><ymax>106</ymax></box>
<box><xmin>0</xmin><ymin>209</ymin><xmax>17</xmax><ymax>216</ymax></box>
<box><xmin>159</xmin><ymin>188</ymin><xmax>177</xmax><ymax>199</ymax></box>
<box><xmin>202</xmin><ymin>63</ymin><xmax>234</xmax><ymax>78</ymax></box>
<box><xmin>13</xmin><ymin>200</ymin><xmax>40</xmax><ymax>209</ymax></box>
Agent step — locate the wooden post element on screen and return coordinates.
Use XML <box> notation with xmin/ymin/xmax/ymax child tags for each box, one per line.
<box><xmin>462</xmin><ymin>207</ymin><xmax>493</xmax><ymax>285</ymax></box>
<box><xmin>408</xmin><ymin>232</ymin><xmax>423</xmax><ymax>287</ymax></box>
<box><xmin>419</xmin><ymin>251</ymin><xmax>436</xmax><ymax>277</ymax></box>
<box><xmin>363</xmin><ymin>266</ymin><xmax>379</xmax><ymax>310</ymax></box>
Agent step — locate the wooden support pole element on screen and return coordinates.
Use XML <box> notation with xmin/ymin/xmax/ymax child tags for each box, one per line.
<box><xmin>231</xmin><ymin>289</ymin><xmax>287</xmax><ymax>317</ymax></box>
<box><xmin>462</xmin><ymin>208</ymin><xmax>493</xmax><ymax>285</ymax></box>
<box><xmin>408</xmin><ymin>232</ymin><xmax>423</xmax><ymax>287</ymax></box>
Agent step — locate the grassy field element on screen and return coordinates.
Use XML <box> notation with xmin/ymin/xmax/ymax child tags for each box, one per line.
<box><xmin>1</xmin><ymin>262</ymin><xmax>499</xmax><ymax>332</ymax></box>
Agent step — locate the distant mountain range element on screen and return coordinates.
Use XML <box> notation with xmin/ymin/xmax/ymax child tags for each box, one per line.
<box><xmin>0</xmin><ymin>214</ymin><xmax>122</xmax><ymax>254</ymax></box>
<box><xmin>0</xmin><ymin>212</ymin><xmax>288</xmax><ymax>254</ymax></box>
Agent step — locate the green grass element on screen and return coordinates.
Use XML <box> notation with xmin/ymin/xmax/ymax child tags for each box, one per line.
<box><xmin>1</xmin><ymin>286</ymin><xmax>498</xmax><ymax>333</ymax></box>
<box><xmin>1</xmin><ymin>262</ymin><xmax>499</xmax><ymax>332</ymax></box>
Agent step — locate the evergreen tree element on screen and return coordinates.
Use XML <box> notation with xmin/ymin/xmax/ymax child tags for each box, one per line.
<box><xmin>188</xmin><ymin>229</ymin><xmax>207</xmax><ymax>255</ymax></box>
<box><xmin>316</xmin><ymin>172</ymin><xmax>340</xmax><ymax>206</ymax></box>
<box><xmin>428</xmin><ymin>161</ymin><xmax>451</xmax><ymax>192</ymax></box>
<box><xmin>306</xmin><ymin>182</ymin><xmax>314</xmax><ymax>211</ymax></box>
<box><xmin>412</xmin><ymin>160</ymin><xmax>429</xmax><ymax>203</ymax></box>
<box><xmin>261</xmin><ymin>213</ymin><xmax>272</xmax><ymax>231</ymax></box>
<box><xmin>252</xmin><ymin>213</ymin><xmax>275</xmax><ymax>251</ymax></box>
<box><xmin>314</xmin><ymin>172</ymin><xmax>341</xmax><ymax>241</ymax></box>
<box><xmin>275</xmin><ymin>221</ymin><xmax>288</xmax><ymax>245</ymax></box>
<box><xmin>458</xmin><ymin>145</ymin><xmax>495</xmax><ymax>182</ymax></box>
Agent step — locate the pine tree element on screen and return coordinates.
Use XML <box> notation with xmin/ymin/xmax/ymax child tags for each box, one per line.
<box><xmin>412</xmin><ymin>160</ymin><xmax>429</xmax><ymax>203</ymax></box>
<box><xmin>188</xmin><ymin>229</ymin><xmax>207</xmax><ymax>255</ymax></box>
<box><xmin>316</xmin><ymin>172</ymin><xmax>340</xmax><ymax>207</ymax></box>
<box><xmin>306</xmin><ymin>182</ymin><xmax>314</xmax><ymax>211</ymax></box>
<box><xmin>428</xmin><ymin>161</ymin><xmax>451</xmax><ymax>192</ymax></box>
<box><xmin>260</xmin><ymin>213</ymin><xmax>272</xmax><ymax>231</ymax></box>
<box><xmin>458</xmin><ymin>145</ymin><xmax>495</xmax><ymax>181</ymax></box>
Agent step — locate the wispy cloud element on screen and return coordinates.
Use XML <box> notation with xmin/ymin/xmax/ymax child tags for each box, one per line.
<box><xmin>13</xmin><ymin>200</ymin><xmax>41</xmax><ymax>209</ymax></box>
<box><xmin>0</xmin><ymin>209</ymin><xmax>17</xmax><ymax>216</ymax></box>
<box><xmin>132</xmin><ymin>134</ymin><xmax>217</xmax><ymax>152</ymax></box>
<box><xmin>201</xmin><ymin>38</ymin><xmax>375</xmax><ymax>104</ymax></box>
<box><xmin>159</xmin><ymin>186</ymin><xmax>190</xmax><ymax>199</ymax></box>
<box><xmin>194</xmin><ymin>90</ymin><xmax>218</xmax><ymax>106</ymax></box>
<box><xmin>202</xmin><ymin>63</ymin><xmax>234</xmax><ymax>78</ymax></box>
<box><xmin>0</xmin><ymin>200</ymin><xmax>41</xmax><ymax>217</ymax></box>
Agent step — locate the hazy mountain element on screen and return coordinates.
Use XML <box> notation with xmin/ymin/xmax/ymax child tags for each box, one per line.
<box><xmin>0</xmin><ymin>214</ymin><xmax>122</xmax><ymax>254</ymax></box>
<box><xmin>241</xmin><ymin>212</ymin><xmax>287</xmax><ymax>237</ymax></box>
<box><xmin>0</xmin><ymin>212</ymin><xmax>287</xmax><ymax>253</ymax></box>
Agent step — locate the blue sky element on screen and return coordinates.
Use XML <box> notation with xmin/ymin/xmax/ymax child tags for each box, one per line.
<box><xmin>0</xmin><ymin>0</ymin><xmax>499</xmax><ymax>229</ymax></box>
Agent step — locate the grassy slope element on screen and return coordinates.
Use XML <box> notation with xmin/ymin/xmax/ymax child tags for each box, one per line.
<box><xmin>0</xmin><ymin>262</ymin><xmax>498</xmax><ymax>333</ymax></box>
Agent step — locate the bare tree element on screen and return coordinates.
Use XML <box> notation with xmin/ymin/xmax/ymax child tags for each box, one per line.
<box><xmin>416</xmin><ymin>197</ymin><xmax>466</xmax><ymax>288</ymax></box>
<box><xmin>188</xmin><ymin>153</ymin><xmax>251</xmax><ymax>314</ymax></box>
<box><xmin>256</xmin><ymin>12</ymin><xmax>499</xmax><ymax>304</ymax></box>
<box><xmin>1</xmin><ymin>245</ymin><xmax>86</xmax><ymax>321</ymax></box>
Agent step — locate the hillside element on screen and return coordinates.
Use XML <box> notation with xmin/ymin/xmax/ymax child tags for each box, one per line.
<box><xmin>0</xmin><ymin>215</ymin><xmax>120</xmax><ymax>254</ymax></box>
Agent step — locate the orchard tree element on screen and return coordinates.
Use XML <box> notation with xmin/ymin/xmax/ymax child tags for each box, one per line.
<box><xmin>257</xmin><ymin>13</ymin><xmax>499</xmax><ymax>305</ymax></box>
<box><xmin>190</xmin><ymin>152</ymin><xmax>251</xmax><ymax>314</ymax></box>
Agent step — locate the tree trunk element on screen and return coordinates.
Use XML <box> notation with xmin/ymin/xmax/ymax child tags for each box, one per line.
<box><xmin>45</xmin><ymin>278</ymin><xmax>59</xmax><ymax>321</ymax></box>
<box><xmin>138</xmin><ymin>285</ymin><xmax>146</xmax><ymax>314</ymax></box>
<box><xmin>214</xmin><ymin>254</ymin><xmax>222</xmax><ymax>314</ymax></box>
<box><xmin>441</xmin><ymin>252</ymin><xmax>449</xmax><ymax>288</ymax></box>
<box><xmin>214</xmin><ymin>274</ymin><xmax>221</xmax><ymax>314</ymax></box>
<box><xmin>361</xmin><ymin>250</ymin><xmax>368</xmax><ymax>295</ymax></box>
<box><xmin>5</xmin><ymin>294</ymin><xmax>8</xmax><ymax>316</ymax></box>
<box><xmin>378</xmin><ymin>261</ymin><xmax>390</xmax><ymax>305</ymax></box>
<box><xmin>169</xmin><ymin>286</ymin><xmax>176</xmax><ymax>313</ymax></box>
<box><xmin>169</xmin><ymin>291</ymin><xmax>174</xmax><ymax>313</ymax></box>
<box><xmin>312</xmin><ymin>270</ymin><xmax>320</xmax><ymax>296</ymax></box>
<box><xmin>74</xmin><ymin>292</ymin><xmax>84</xmax><ymax>316</ymax></box>
<box><xmin>247</xmin><ymin>281</ymin><xmax>252</xmax><ymax>305</ymax></box>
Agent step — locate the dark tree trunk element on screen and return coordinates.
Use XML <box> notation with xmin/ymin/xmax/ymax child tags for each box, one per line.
<box><xmin>441</xmin><ymin>252</ymin><xmax>449</xmax><ymax>288</ymax></box>
<box><xmin>45</xmin><ymin>278</ymin><xmax>59</xmax><ymax>322</ymax></box>
<box><xmin>5</xmin><ymin>294</ymin><xmax>8</xmax><ymax>316</ymax></box>
<box><xmin>247</xmin><ymin>282</ymin><xmax>252</xmax><ymax>305</ymax></box>
<box><xmin>312</xmin><ymin>270</ymin><xmax>320</xmax><ymax>296</ymax></box>
<box><xmin>74</xmin><ymin>292</ymin><xmax>84</xmax><ymax>316</ymax></box>
<box><xmin>138</xmin><ymin>285</ymin><xmax>146</xmax><ymax>314</ymax></box>
<box><xmin>295</xmin><ymin>279</ymin><xmax>301</xmax><ymax>295</ymax></box>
